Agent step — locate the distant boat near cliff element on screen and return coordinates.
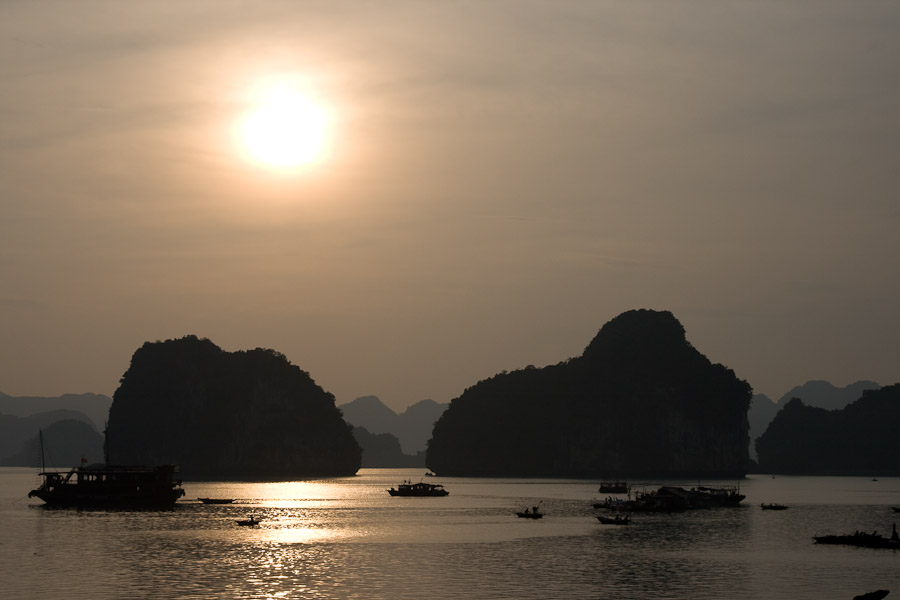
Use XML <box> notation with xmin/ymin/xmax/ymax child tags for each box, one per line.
<box><xmin>597</xmin><ymin>484</ymin><xmax>745</xmax><ymax>512</ymax></box>
<box><xmin>598</xmin><ymin>481</ymin><xmax>629</xmax><ymax>494</ymax></box>
<box><xmin>387</xmin><ymin>480</ymin><xmax>449</xmax><ymax>497</ymax></box>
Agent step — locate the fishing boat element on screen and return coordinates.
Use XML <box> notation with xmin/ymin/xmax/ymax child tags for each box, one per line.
<box><xmin>28</xmin><ymin>463</ymin><xmax>186</xmax><ymax>507</ymax></box>
<box><xmin>813</xmin><ymin>525</ymin><xmax>900</xmax><ymax>550</ymax></box>
<box><xmin>597</xmin><ymin>514</ymin><xmax>630</xmax><ymax>525</ymax></box>
<box><xmin>199</xmin><ymin>498</ymin><xmax>235</xmax><ymax>504</ymax></box>
<box><xmin>516</xmin><ymin>504</ymin><xmax>543</xmax><ymax>519</ymax></box>
<box><xmin>387</xmin><ymin>480</ymin><xmax>449</xmax><ymax>497</ymax></box>
<box><xmin>236</xmin><ymin>515</ymin><xmax>262</xmax><ymax>526</ymax></box>
<box><xmin>761</xmin><ymin>503</ymin><xmax>789</xmax><ymax>510</ymax></box>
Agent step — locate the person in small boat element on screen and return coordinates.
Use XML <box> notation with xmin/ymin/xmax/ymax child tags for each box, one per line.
<box><xmin>523</xmin><ymin>508</ymin><xmax>530</xmax><ymax>515</ymax></box>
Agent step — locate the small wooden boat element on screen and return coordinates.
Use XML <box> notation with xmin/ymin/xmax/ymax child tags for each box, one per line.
<box><xmin>516</xmin><ymin>508</ymin><xmax>543</xmax><ymax>519</ymax></box>
<box><xmin>597</xmin><ymin>515</ymin><xmax>630</xmax><ymax>525</ymax></box>
<box><xmin>199</xmin><ymin>497</ymin><xmax>235</xmax><ymax>504</ymax></box>
<box><xmin>761</xmin><ymin>503</ymin><xmax>789</xmax><ymax>510</ymax></box>
<box><xmin>236</xmin><ymin>515</ymin><xmax>262</xmax><ymax>526</ymax></box>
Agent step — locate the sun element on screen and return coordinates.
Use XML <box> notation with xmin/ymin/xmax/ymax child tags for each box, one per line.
<box><xmin>238</xmin><ymin>82</ymin><xmax>333</xmax><ymax>170</ymax></box>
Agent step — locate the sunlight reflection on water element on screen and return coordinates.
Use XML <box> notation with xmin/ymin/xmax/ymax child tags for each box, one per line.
<box><xmin>2</xmin><ymin>469</ymin><xmax>900</xmax><ymax>599</ymax></box>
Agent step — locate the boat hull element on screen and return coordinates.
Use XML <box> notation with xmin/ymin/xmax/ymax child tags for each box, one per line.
<box><xmin>29</xmin><ymin>488</ymin><xmax>185</xmax><ymax>507</ymax></box>
<box><xmin>388</xmin><ymin>489</ymin><xmax>449</xmax><ymax>497</ymax></box>
<box><xmin>28</xmin><ymin>464</ymin><xmax>186</xmax><ymax>508</ymax></box>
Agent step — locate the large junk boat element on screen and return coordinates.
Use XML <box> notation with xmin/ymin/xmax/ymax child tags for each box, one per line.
<box><xmin>28</xmin><ymin>463</ymin><xmax>186</xmax><ymax>507</ymax></box>
<box><xmin>597</xmin><ymin>484</ymin><xmax>745</xmax><ymax>513</ymax></box>
<box><xmin>387</xmin><ymin>480</ymin><xmax>449</xmax><ymax>497</ymax></box>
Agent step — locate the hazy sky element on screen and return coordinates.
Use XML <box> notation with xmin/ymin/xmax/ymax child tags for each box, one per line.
<box><xmin>2</xmin><ymin>1</ymin><xmax>898</xmax><ymax>411</ymax></box>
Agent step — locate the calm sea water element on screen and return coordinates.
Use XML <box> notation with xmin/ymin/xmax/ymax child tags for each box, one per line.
<box><xmin>1</xmin><ymin>468</ymin><xmax>898</xmax><ymax>599</ymax></box>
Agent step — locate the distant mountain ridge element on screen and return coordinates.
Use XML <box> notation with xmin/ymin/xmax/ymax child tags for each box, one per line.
<box><xmin>748</xmin><ymin>380</ymin><xmax>882</xmax><ymax>459</ymax></box>
<box><xmin>756</xmin><ymin>384</ymin><xmax>900</xmax><ymax>474</ymax></box>
<box><xmin>351</xmin><ymin>427</ymin><xmax>426</xmax><ymax>468</ymax></box>
<box><xmin>0</xmin><ymin>409</ymin><xmax>97</xmax><ymax>461</ymax></box>
<box><xmin>776</xmin><ymin>380</ymin><xmax>881</xmax><ymax>410</ymax></box>
<box><xmin>0</xmin><ymin>419</ymin><xmax>103</xmax><ymax>467</ymax></box>
<box><xmin>339</xmin><ymin>396</ymin><xmax>448</xmax><ymax>454</ymax></box>
<box><xmin>0</xmin><ymin>392</ymin><xmax>111</xmax><ymax>430</ymax></box>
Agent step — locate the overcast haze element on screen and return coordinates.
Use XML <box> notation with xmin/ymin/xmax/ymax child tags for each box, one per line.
<box><xmin>2</xmin><ymin>1</ymin><xmax>898</xmax><ymax>412</ymax></box>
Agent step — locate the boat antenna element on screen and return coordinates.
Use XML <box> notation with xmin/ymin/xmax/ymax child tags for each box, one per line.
<box><xmin>39</xmin><ymin>428</ymin><xmax>45</xmax><ymax>472</ymax></box>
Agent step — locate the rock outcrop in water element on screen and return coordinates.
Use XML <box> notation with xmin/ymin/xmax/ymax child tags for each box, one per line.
<box><xmin>756</xmin><ymin>384</ymin><xmax>900</xmax><ymax>475</ymax></box>
<box><xmin>426</xmin><ymin>309</ymin><xmax>751</xmax><ymax>478</ymax></box>
<box><xmin>106</xmin><ymin>336</ymin><xmax>361</xmax><ymax>479</ymax></box>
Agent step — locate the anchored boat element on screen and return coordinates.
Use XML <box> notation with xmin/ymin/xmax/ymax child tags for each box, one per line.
<box><xmin>388</xmin><ymin>480</ymin><xmax>449</xmax><ymax>497</ymax></box>
<box><xmin>28</xmin><ymin>463</ymin><xmax>186</xmax><ymax>507</ymax></box>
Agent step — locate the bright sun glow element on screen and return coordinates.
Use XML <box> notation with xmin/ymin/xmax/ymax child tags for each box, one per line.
<box><xmin>238</xmin><ymin>81</ymin><xmax>333</xmax><ymax>170</ymax></box>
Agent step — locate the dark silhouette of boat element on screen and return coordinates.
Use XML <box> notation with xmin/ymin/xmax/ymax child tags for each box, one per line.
<box><xmin>599</xmin><ymin>484</ymin><xmax>745</xmax><ymax>513</ymax></box>
<box><xmin>598</xmin><ymin>480</ymin><xmax>629</xmax><ymax>494</ymax></box>
<box><xmin>199</xmin><ymin>498</ymin><xmax>235</xmax><ymax>504</ymax></box>
<box><xmin>516</xmin><ymin>504</ymin><xmax>543</xmax><ymax>519</ymax></box>
<box><xmin>28</xmin><ymin>428</ymin><xmax>185</xmax><ymax>507</ymax></box>
<box><xmin>236</xmin><ymin>515</ymin><xmax>262</xmax><ymax>526</ymax></box>
<box><xmin>814</xmin><ymin>524</ymin><xmax>900</xmax><ymax>550</ymax></box>
<box><xmin>597</xmin><ymin>514</ymin><xmax>630</xmax><ymax>525</ymax></box>
<box><xmin>891</xmin><ymin>507</ymin><xmax>900</xmax><ymax>513</ymax></box>
<box><xmin>28</xmin><ymin>463</ymin><xmax>186</xmax><ymax>507</ymax></box>
<box><xmin>388</xmin><ymin>480</ymin><xmax>449</xmax><ymax>497</ymax></box>
<box><xmin>761</xmin><ymin>503</ymin><xmax>789</xmax><ymax>510</ymax></box>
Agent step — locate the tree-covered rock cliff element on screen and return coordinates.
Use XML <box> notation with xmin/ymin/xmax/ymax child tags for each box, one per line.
<box><xmin>106</xmin><ymin>335</ymin><xmax>361</xmax><ymax>479</ymax></box>
<box><xmin>755</xmin><ymin>384</ymin><xmax>900</xmax><ymax>475</ymax></box>
<box><xmin>426</xmin><ymin>309</ymin><xmax>751</xmax><ymax>478</ymax></box>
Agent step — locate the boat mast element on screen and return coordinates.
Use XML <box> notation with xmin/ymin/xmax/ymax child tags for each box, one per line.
<box><xmin>38</xmin><ymin>429</ymin><xmax>45</xmax><ymax>472</ymax></box>
<box><xmin>103</xmin><ymin>421</ymin><xmax>110</xmax><ymax>465</ymax></box>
